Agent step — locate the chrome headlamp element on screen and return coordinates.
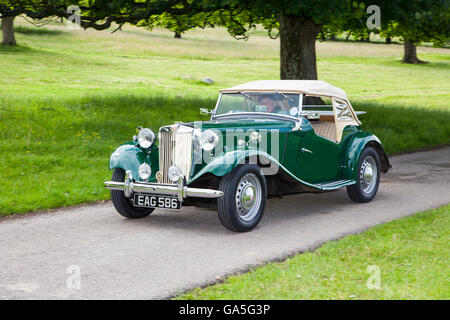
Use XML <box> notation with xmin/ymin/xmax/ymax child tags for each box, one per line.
<box><xmin>137</xmin><ymin>128</ymin><xmax>155</xmax><ymax>149</ymax></box>
<box><xmin>200</xmin><ymin>130</ymin><xmax>219</xmax><ymax>151</ymax></box>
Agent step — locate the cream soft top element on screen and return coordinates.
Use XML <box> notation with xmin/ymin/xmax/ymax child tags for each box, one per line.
<box><xmin>220</xmin><ymin>80</ymin><xmax>348</xmax><ymax>101</ymax></box>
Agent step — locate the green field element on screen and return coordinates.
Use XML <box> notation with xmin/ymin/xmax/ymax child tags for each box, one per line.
<box><xmin>177</xmin><ymin>205</ymin><xmax>450</xmax><ymax>300</ymax></box>
<box><xmin>0</xmin><ymin>20</ymin><xmax>449</xmax><ymax>215</ymax></box>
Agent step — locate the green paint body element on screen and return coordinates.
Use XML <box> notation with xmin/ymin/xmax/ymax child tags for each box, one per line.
<box><xmin>108</xmin><ymin>118</ymin><xmax>389</xmax><ymax>190</ymax></box>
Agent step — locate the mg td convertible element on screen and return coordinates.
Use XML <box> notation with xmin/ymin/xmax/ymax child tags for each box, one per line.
<box><xmin>105</xmin><ymin>80</ymin><xmax>391</xmax><ymax>232</ymax></box>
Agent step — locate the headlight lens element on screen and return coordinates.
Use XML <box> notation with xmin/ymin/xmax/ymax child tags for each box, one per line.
<box><xmin>137</xmin><ymin>128</ymin><xmax>155</xmax><ymax>149</ymax></box>
<box><xmin>138</xmin><ymin>162</ymin><xmax>151</xmax><ymax>180</ymax></box>
<box><xmin>200</xmin><ymin>130</ymin><xmax>219</xmax><ymax>151</ymax></box>
<box><xmin>249</xmin><ymin>131</ymin><xmax>262</xmax><ymax>144</ymax></box>
<box><xmin>168</xmin><ymin>165</ymin><xmax>183</xmax><ymax>182</ymax></box>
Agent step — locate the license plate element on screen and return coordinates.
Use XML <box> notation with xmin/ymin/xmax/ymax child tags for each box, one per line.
<box><xmin>133</xmin><ymin>194</ymin><xmax>181</xmax><ymax>210</ymax></box>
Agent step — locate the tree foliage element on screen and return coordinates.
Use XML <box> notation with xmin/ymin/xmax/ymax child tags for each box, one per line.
<box><xmin>382</xmin><ymin>0</ymin><xmax>449</xmax><ymax>45</ymax></box>
<box><xmin>2</xmin><ymin>1</ymin><xmax>448</xmax><ymax>70</ymax></box>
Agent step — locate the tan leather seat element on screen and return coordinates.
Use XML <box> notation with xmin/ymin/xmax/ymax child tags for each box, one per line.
<box><xmin>310</xmin><ymin>122</ymin><xmax>337</xmax><ymax>142</ymax></box>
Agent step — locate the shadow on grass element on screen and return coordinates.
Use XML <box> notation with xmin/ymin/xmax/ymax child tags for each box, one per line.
<box><xmin>353</xmin><ymin>101</ymin><xmax>450</xmax><ymax>154</ymax></box>
<box><xmin>3</xmin><ymin>93</ymin><xmax>449</xmax><ymax>156</ymax></box>
<box><xmin>371</xmin><ymin>57</ymin><xmax>450</xmax><ymax>69</ymax></box>
<box><xmin>14</xmin><ymin>26</ymin><xmax>67</xmax><ymax>36</ymax></box>
<box><xmin>0</xmin><ymin>44</ymin><xmax>37</xmax><ymax>53</ymax></box>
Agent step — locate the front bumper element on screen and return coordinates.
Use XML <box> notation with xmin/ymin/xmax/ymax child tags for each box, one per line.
<box><xmin>104</xmin><ymin>170</ymin><xmax>223</xmax><ymax>202</ymax></box>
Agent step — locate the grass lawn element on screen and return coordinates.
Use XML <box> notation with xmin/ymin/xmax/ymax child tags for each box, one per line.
<box><xmin>0</xmin><ymin>20</ymin><xmax>449</xmax><ymax>215</ymax></box>
<box><xmin>177</xmin><ymin>205</ymin><xmax>450</xmax><ymax>300</ymax></box>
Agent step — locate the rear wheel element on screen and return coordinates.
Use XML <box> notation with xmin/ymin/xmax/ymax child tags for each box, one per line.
<box><xmin>347</xmin><ymin>147</ymin><xmax>381</xmax><ymax>203</ymax></box>
<box><xmin>217</xmin><ymin>165</ymin><xmax>267</xmax><ymax>232</ymax></box>
<box><xmin>111</xmin><ymin>168</ymin><xmax>154</xmax><ymax>218</ymax></box>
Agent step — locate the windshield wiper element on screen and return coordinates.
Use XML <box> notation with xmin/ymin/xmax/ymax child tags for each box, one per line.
<box><xmin>239</xmin><ymin>91</ymin><xmax>257</xmax><ymax>103</ymax></box>
<box><xmin>276</xmin><ymin>91</ymin><xmax>294</xmax><ymax>102</ymax></box>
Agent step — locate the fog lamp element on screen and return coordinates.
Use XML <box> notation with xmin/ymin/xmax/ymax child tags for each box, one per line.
<box><xmin>168</xmin><ymin>165</ymin><xmax>183</xmax><ymax>182</ymax></box>
<box><xmin>138</xmin><ymin>162</ymin><xmax>151</xmax><ymax>180</ymax></box>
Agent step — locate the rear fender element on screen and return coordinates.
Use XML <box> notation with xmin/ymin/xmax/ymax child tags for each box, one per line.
<box><xmin>344</xmin><ymin>132</ymin><xmax>391</xmax><ymax>180</ymax></box>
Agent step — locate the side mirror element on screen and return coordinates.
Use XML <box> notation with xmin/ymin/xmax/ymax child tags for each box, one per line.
<box><xmin>199</xmin><ymin>107</ymin><xmax>213</xmax><ymax>115</ymax></box>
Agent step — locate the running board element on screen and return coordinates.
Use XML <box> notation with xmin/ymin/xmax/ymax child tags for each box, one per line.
<box><xmin>314</xmin><ymin>179</ymin><xmax>356</xmax><ymax>191</ymax></box>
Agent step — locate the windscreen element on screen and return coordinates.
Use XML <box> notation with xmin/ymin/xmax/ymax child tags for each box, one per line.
<box><xmin>215</xmin><ymin>92</ymin><xmax>300</xmax><ymax>117</ymax></box>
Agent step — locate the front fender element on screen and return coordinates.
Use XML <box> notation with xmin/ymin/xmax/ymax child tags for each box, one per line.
<box><xmin>189</xmin><ymin>150</ymin><xmax>276</xmax><ymax>183</ymax></box>
<box><xmin>343</xmin><ymin>132</ymin><xmax>390</xmax><ymax>180</ymax></box>
<box><xmin>109</xmin><ymin>143</ymin><xmax>158</xmax><ymax>182</ymax></box>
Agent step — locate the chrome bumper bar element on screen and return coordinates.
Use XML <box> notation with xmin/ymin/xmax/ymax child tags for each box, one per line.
<box><xmin>104</xmin><ymin>170</ymin><xmax>223</xmax><ymax>202</ymax></box>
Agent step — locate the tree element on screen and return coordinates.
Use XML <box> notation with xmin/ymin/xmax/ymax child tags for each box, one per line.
<box><xmin>0</xmin><ymin>1</ymin><xmax>19</xmax><ymax>45</ymax></box>
<box><xmin>238</xmin><ymin>1</ymin><xmax>367</xmax><ymax>80</ymax></box>
<box><xmin>3</xmin><ymin>0</ymin><xmax>371</xmax><ymax>80</ymax></box>
<box><xmin>396</xmin><ymin>0</ymin><xmax>449</xmax><ymax>64</ymax></box>
<box><xmin>320</xmin><ymin>1</ymin><xmax>374</xmax><ymax>44</ymax></box>
<box><xmin>1</xmin><ymin>15</ymin><xmax>15</xmax><ymax>45</ymax></box>
<box><xmin>372</xmin><ymin>0</ymin><xmax>449</xmax><ymax>64</ymax></box>
<box><xmin>0</xmin><ymin>0</ymin><xmax>73</xmax><ymax>45</ymax></box>
<box><xmin>5</xmin><ymin>1</ymin><xmax>388</xmax><ymax>80</ymax></box>
<box><xmin>138</xmin><ymin>11</ymin><xmax>217</xmax><ymax>39</ymax></box>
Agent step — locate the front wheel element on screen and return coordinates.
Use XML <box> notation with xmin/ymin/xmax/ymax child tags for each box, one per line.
<box><xmin>111</xmin><ymin>168</ymin><xmax>154</xmax><ymax>218</ymax></box>
<box><xmin>347</xmin><ymin>147</ymin><xmax>381</xmax><ymax>203</ymax></box>
<box><xmin>217</xmin><ymin>165</ymin><xmax>267</xmax><ymax>232</ymax></box>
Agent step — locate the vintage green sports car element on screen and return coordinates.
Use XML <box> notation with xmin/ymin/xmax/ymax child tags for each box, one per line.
<box><xmin>104</xmin><ymin>80</ymin><xmax>391</xmax><ymax>232</ymax></box>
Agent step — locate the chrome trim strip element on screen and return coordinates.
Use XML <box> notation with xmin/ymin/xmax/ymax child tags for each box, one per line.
<box><xmin>104</xmin><ymin>175</ymin><xmax>223</xmax><ymax>200</ymax></box>
<box><xmin>212</xmin><ymin>112</ymin><xmax>301</xmax><ymax>123</ymax></box>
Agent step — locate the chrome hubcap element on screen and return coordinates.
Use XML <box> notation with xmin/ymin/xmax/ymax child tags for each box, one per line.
<box><xmin>363</xmin><ymin>165</ymin><xmax>374</xmax><ymax>184</ymax></box>
<box><xmin>235</xmin><ymin>173</ymin><xmax>262</xmax><ymax>222</ymax></box>
<box><xmin>360</xmin><ymin>156</ymin><xmax>377</xmax><ymax>195</ymax></box>
<box><xmin>241</xmin><ymin>185</ymin><xmax>256</xmax><ymax>210</ymax></box>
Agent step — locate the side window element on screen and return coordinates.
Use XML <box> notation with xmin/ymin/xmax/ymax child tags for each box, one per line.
<box><xmin>333</xmin><ymin>99</ymin><xmax>354</xmax><ymax>121</ymax></box>
<box><xmin>301</xmin><ymin>95</ymin><xmax>333</xmax><ymax>120</ymax></box>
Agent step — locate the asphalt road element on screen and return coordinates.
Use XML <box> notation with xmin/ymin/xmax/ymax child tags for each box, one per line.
<box><xmin>0</xmin><ymin>147</ymin><xmax>449</xmax><ymax>299</ymax></box>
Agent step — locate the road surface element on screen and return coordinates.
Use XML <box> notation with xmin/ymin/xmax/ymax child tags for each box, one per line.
<box><xmin>0</xmin><ymin>147</ymin><xmax>449</xmax><ymax>299</ymax></box>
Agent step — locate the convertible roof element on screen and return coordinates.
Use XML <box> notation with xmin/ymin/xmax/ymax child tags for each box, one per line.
<box><xmin>220</xmin><ymin>80</ymin><xmax>348</xmax><ymax>101</ymax></box>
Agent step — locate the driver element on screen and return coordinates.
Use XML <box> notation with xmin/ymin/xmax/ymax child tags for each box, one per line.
<box><xmin>257</xmin><ymin>94</ymin><xmax>282</xmax><ymax>113</ymax></box>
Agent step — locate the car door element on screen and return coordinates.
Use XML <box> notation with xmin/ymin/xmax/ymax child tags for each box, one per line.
<box><xmin>295</xmin><ymin>122</ymin><xmax>340</xmax><ymax>183</ymax></box>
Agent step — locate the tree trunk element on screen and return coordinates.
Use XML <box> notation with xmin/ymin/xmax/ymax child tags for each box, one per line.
<box><xmin>402</xmin><ymin>41</ymin><xmax>426</xmax><ymax>64</ymax></box>
<box><xmin>279</xmin><ymin>15</ymin><xmax>320</xmax><ymax>80</ymax></box>
<box><xmin>174</xmin><ymin>31</ymin><xmax>182</xmax><ymax>39</ymax></box>
<box><xmin>1</xmin><ymin>16</ymin><xmax>16</xmax><ymax>46</ymax></box>
<box><xmin>345</xmin><ymin>31</ymin><xmax>352</xmax><ymax>41</ymax></box>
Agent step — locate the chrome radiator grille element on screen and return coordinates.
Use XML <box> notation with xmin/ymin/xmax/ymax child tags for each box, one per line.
<box><xmin>158</xmin><ymin>126</ymin><xmax>193</xmax><ymax>184</ymax></box>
